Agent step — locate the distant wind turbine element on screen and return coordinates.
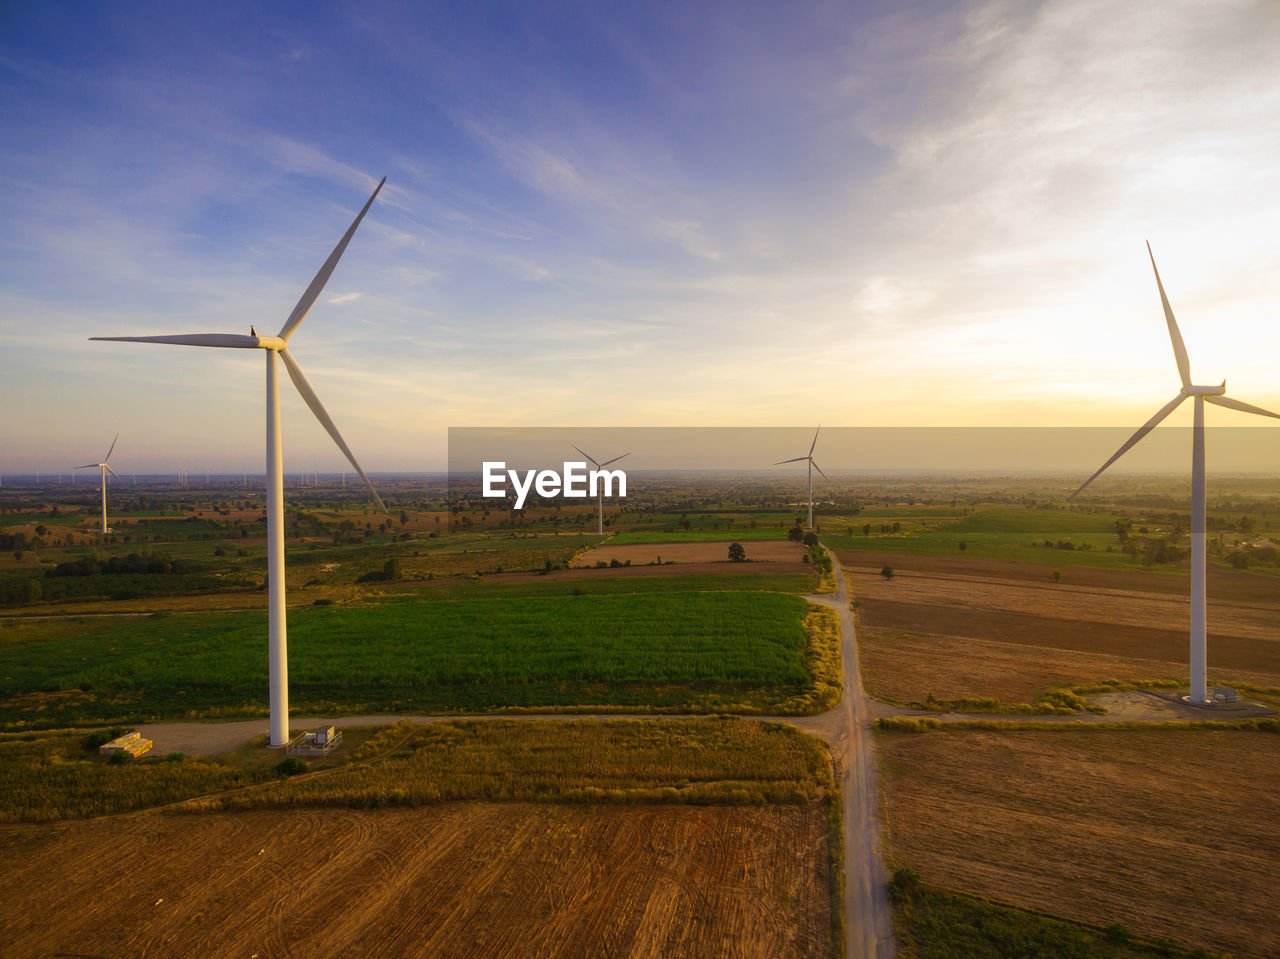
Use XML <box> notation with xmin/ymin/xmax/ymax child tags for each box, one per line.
<box><xmin>76</xmin><ymin>434</ymin><xmax>121</xmax><ymax>535</ymax></box>
<box><xmin>91</xmin><ymin>177</ymin><xmax>388</xmax><ymax>746</ymax></box>
<box><xmin>775</xmin><ymin>426</ymin><xmax>827</xmax><ymax>528</ymax></box>
<box><xmin>572</xmin><ymin>445</ymin><xmax>630</xmax><ymax>536</ymax></box>
<box><xmin>1070</xmin><ymin>242</ymin><xmax>1280</xmax><ymax>705</ymax></box>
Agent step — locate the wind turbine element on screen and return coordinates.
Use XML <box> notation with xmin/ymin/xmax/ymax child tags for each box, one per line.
<box><xmin>91</xmin><ymin>177</ymin><xmax>388</xmax><ymax>746</ymax></box>
<box><xmin>1070</xmin><ymin>242</ymin><xmax>1280</xmax><ymax>705</ymax></box>
<box><xmin>571</xmin><ymin>445</ymin><xmax>630</xmax><ymax>536</ymax></box>
<box><xmin>775</xmin><ymin>426</ymin><xmax>827</xmax><ymax>528</ymax></box>
<box><xmin>76</xmin><ymin>434</ymin><xmax>122</xmax><ymax>535</ymax></box>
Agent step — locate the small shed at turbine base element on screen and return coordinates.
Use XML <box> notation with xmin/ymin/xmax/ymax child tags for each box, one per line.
<box><xmin>287</xmin><ymin>726</ymin><xmax>342</xmax><ymax>757</ymax></box>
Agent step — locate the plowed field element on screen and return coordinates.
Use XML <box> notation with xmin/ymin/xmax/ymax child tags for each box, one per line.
<box><xmin>0</xmin><ymin>803</ymin><xmax>831</xmax><ymax>959</ymax></box>
<box><xmin>841</xmin><ymin>551</ymin><xmax>1280</xmax><ymax>703</ymax></box>
<box><xmin>879</xmin><ymin>727</ymin><xmax>1280</xmax><ymax>957</ymax></box>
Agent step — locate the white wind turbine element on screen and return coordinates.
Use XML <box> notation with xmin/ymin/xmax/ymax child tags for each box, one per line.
<box><xmin>92</xmin><ymin>177</ymin><xmax>388</xmax><ymax>746</ymax></box>
<box><xmin>571</xmin><ymin>445</ymin><xmax>630</xmax><ymax>536</ymax></box>
<box><xmin>775</xmin><ymin>426</ymin><xmax>827</xmax><ymax>529</ymax></box>
<box><xmin>1070</xmin><ymin>242</ymin><xmax>1280</xmax><ymax>706</ymax></box>
<box><xmin>76</xmin><ymin>434</ymin><xmax>122</xmax><ymax>535</ymax></box>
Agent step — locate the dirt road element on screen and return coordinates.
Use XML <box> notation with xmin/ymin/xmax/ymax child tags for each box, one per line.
<box><xmin>803</xmin><ymin>549</ymin><xmax>895</xmax><ymax>959</ymax></box>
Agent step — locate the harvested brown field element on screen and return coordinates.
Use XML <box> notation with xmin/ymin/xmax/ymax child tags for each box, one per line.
<box><xmin>842</xmin><ymin>551</ymin><xmax>1280</xmax><ymax>703</ymax></box>
<box><xmin>576</xmin><ymin>540</ymin><xmax>808</xmax><ymax>568</ymax></box>
<box><xmin>878</xmin><ymin>727</ymin><xmax>1280</xmax><ymax>957</ymax></box>
<box><xmin>0</xmin><ymin>803</ymin><xmax>831</xmax><ymax>959</ymax></box>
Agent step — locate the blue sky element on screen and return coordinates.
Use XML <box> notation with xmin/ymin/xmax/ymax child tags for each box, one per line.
<box><xmin>3</xmin><ymin>0</ymin><xmax>1280</xmax><ymax>472</ymax></box>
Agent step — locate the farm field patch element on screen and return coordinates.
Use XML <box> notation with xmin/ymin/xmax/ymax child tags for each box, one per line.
<box><xmin>827</xmin><ymin>507</ymin><xmax>1164</xmax><ymax>570</ymax></box>
<box><xmin>0</xmin><ymin>591</ymin><xmax>821</xmax><ymax>727</ymax></box>
<box><xmin>0</xmin><ymin>802</ymin><xmax>832</xmax><ymax>959</ymax></box>
<box><xmin>878</xmin><ymin>727</ymin><xmax>1280</xmax><ymax>957</ymax></box>
<box><xmin>844</xmin><ymin>552</ymin><xmax>1280</xmax><ymax>705</ymax></box>
<box><xmin>575</xmin><ymin>539</ymin><xmax>807</xmax><ymax>567</ymax></box>
<box><xmin>0</xmin><ymin>718</ymin><xmax>831</xmax><ymax>823</ymax></box>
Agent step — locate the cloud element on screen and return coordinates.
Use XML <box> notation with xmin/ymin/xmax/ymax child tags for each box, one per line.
<box><xmin>327</xmin><ymin>292</ymin><xmax>361</xmax><ymax>304</ymax></box>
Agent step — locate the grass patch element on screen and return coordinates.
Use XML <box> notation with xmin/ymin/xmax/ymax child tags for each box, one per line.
<box><xmin>190</xmin><ymin>717</ymin><xmax>831</xmax><ymax>812</ymax></box>
<box><xmin>893</xmin><ymin>881</ymin><xmax>1224</xmax><ymax>959</ymax></box>
<box><xmin>0</xmin><ymin>732</ymin><xmax>266</xmax><ymax>822</ymax></box>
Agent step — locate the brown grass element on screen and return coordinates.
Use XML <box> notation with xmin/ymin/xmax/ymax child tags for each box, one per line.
<box><xmin>877</xmin><ymin>727</ymin><xmax>1280</xmax><ymax>957</ymax></box>
<box><xmin>0</xmin><ymin>803</ymin><xmax>831</xmax><ymax>958</ymax></box>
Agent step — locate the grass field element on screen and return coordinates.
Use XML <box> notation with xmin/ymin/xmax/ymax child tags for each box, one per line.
<box><xmin>0</xmin><ymin>590</ymin><xmax>822</xmax><ymax>726</ymax></box>
<box><xmin>878</xmin><ymin>725</ymin><xmax>1280</xmax><ymax>957</ymax></box>
<box><xmin>0</xmin><ymin>717</ymin><xmax>831</xmax><ymax>823</ymax></box>
<box><xmin>824</xmin><ymin>507</ymin><xmax>1144</xmax><ymax>570</ymax></box>
<box><xmin>611</xmin><ymin>527</ymin><xmax>792</xmax><ymax>543</ymax></box>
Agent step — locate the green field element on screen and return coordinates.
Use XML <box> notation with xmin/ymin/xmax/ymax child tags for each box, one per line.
<box><xmin>823</xmin><ymin>507</ymin><xmax>1161</xmax><ymax>570</ymax></box>
<box><xmin>379</xmin><ymin>572</ymin><xmax>817</xmax><ymax>600</ymax></box>
<box><xmin>0</xmin><ymin>590</ymin><xmax>816</xmax><ymax>727</ymax></box>
<box><xmin>609</xmin><ymin>527</ymin><xmax>791</xmax><ymax>544</ymax></box>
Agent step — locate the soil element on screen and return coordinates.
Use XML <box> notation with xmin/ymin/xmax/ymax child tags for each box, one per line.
<box><xmin>841</xmin><ymin>550</ymin><xmax>1280</xmax><ymax>704</ymax></box>
<box><xmin>0</xmin><ymin>803</ymin><xmax>830</xmax><ymax>959</ymax></box>
<box><xmin>879</xmin><ymin>727</ymin><xmax>1280</xmax><ymax>957</ymax></box>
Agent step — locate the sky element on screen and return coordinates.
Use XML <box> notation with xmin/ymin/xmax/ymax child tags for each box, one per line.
<box><xmin>3</xmin><ymin>0</ymin><xmax>1280</xmax><ymax>473</ymax></box>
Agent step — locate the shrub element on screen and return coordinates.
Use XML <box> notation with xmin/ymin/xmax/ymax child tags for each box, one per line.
<box><xmin>888</xmin><ymin>868</ymin><xmax>920</xmax><ymax>903</ymax></box>
<box><xmin>274</xmin><ymin>757</ymin><xmax>308</xmax><ymax>777</ymax></box>
<box><xmin>82</xmin><ymin>726</ymin><xmax>128</xmax><ymax>752</ymax></box>
<box><xmin>880</xmin><ymin>565</ymin><xmax>894</xmax><ymax>580</ymax></box>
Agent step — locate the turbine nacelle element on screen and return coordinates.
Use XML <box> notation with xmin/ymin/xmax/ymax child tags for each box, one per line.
<box><xmin>1182</xmin><ymin>383</ymin><xmax>1226</xmax><ymax>396</ymax></box>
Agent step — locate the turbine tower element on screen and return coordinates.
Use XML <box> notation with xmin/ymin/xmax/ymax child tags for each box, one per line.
<box><xmin>571</xmin><ymin>445</ymin><xmax>630</xmax><ymax>536</ymax></box>
<box><xmin>91</xmin><ymin>177</ymin><xmax>388</xmax><ymax>746</ymax></box>
<box><xmin>1070</xmin><ymin>242</ymin><xmax>1280</xmax><ymax>705</ymax></box>
<box><xmin>76</xmin><ymin>434</ymin><xmax>122</xmax><ymax>535</ymax></box>
<box><xmin>775</xmin><ymin>426</ymin><xmax>827</xmax><ymax>528</ymax></box>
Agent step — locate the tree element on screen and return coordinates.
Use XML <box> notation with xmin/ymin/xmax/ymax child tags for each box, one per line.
<box><xmin>728</xmin><ymin>542</ymin><xmax>746</xmax><ymax>563</ymax></box>
<box><xmin>788</xmin><ymin>525</ymin><xmax>804</xmax><ymax>542</ymax></box>
<box><xmin>880</xmin><ymin>565</ymin><xmax>894</xmax><ymax>580</ymax></box>
<box><xmin>383</xmin><ymin>557</ymin><xmax>402</xmax><ymax>582</ymax></box>
<box><xmin>803</xmin><ymin>531</ymin><xmax>819</xmax><ymax>548</ymax></box>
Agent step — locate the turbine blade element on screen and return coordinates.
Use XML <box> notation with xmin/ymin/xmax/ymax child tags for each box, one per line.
<box><xmin>106</xmin><ymin>464</ymin><xmax>123</xmax><ymax>482</ymax></box>
<box><xmin>809</xmin><ymin>425</ymin><xmax>821</xmax><ymax>457</ymax></box>
<box><xmin>279</xmin><ymin>348</ymin><xmax>386</xmax><ymax>512</ymax></box>
<box><xmin>571</xmin><ymin>445</ymin><xmax>601</xmax><ymax>469</ymax></box>
<box><xmin>1206</xmin><ymin>394</ymin><xmax>1280</xmax><ymax>419</ymax></box>
<box><xmin>811</xmin><ymin>460</ymin><xmax>829</xmax><ymax>481</ymax></box>
<box><xmin>774</xmin><ymin>457</ymin><xmax>809</xmax><ymax>465</ymax></box>
<box><xmin>90</xmin><ymin>333</ymin><xmax>259</xmax><ymax>348</ymax></box>
<box><xmin>1147</xmin><ymin>242</ymin><xmax>1191</xmax><ymax>388</ymax></box>
<box><xmin>104</xmin><ymin>434</ymin><xmax>118</xmax><ymax>463</ymax></box>
<box><xmin>278</xmin><ymin>177</ymin><xmax>386</xmax><ymax>342</ymax></box>
<box><xmin>599</xmin><ymin>452</ymin><xmax>631</xmax><ymax>467</ymax></box>
<box><xmin>1070</xmin><ymin>393</ymin><xmax>1186</xmax><ymax>500</ymax></box>
<box><xmin>75</xmin><ymin>463</ymin><xmax>98</xmax><ymax>469</ymax></box>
